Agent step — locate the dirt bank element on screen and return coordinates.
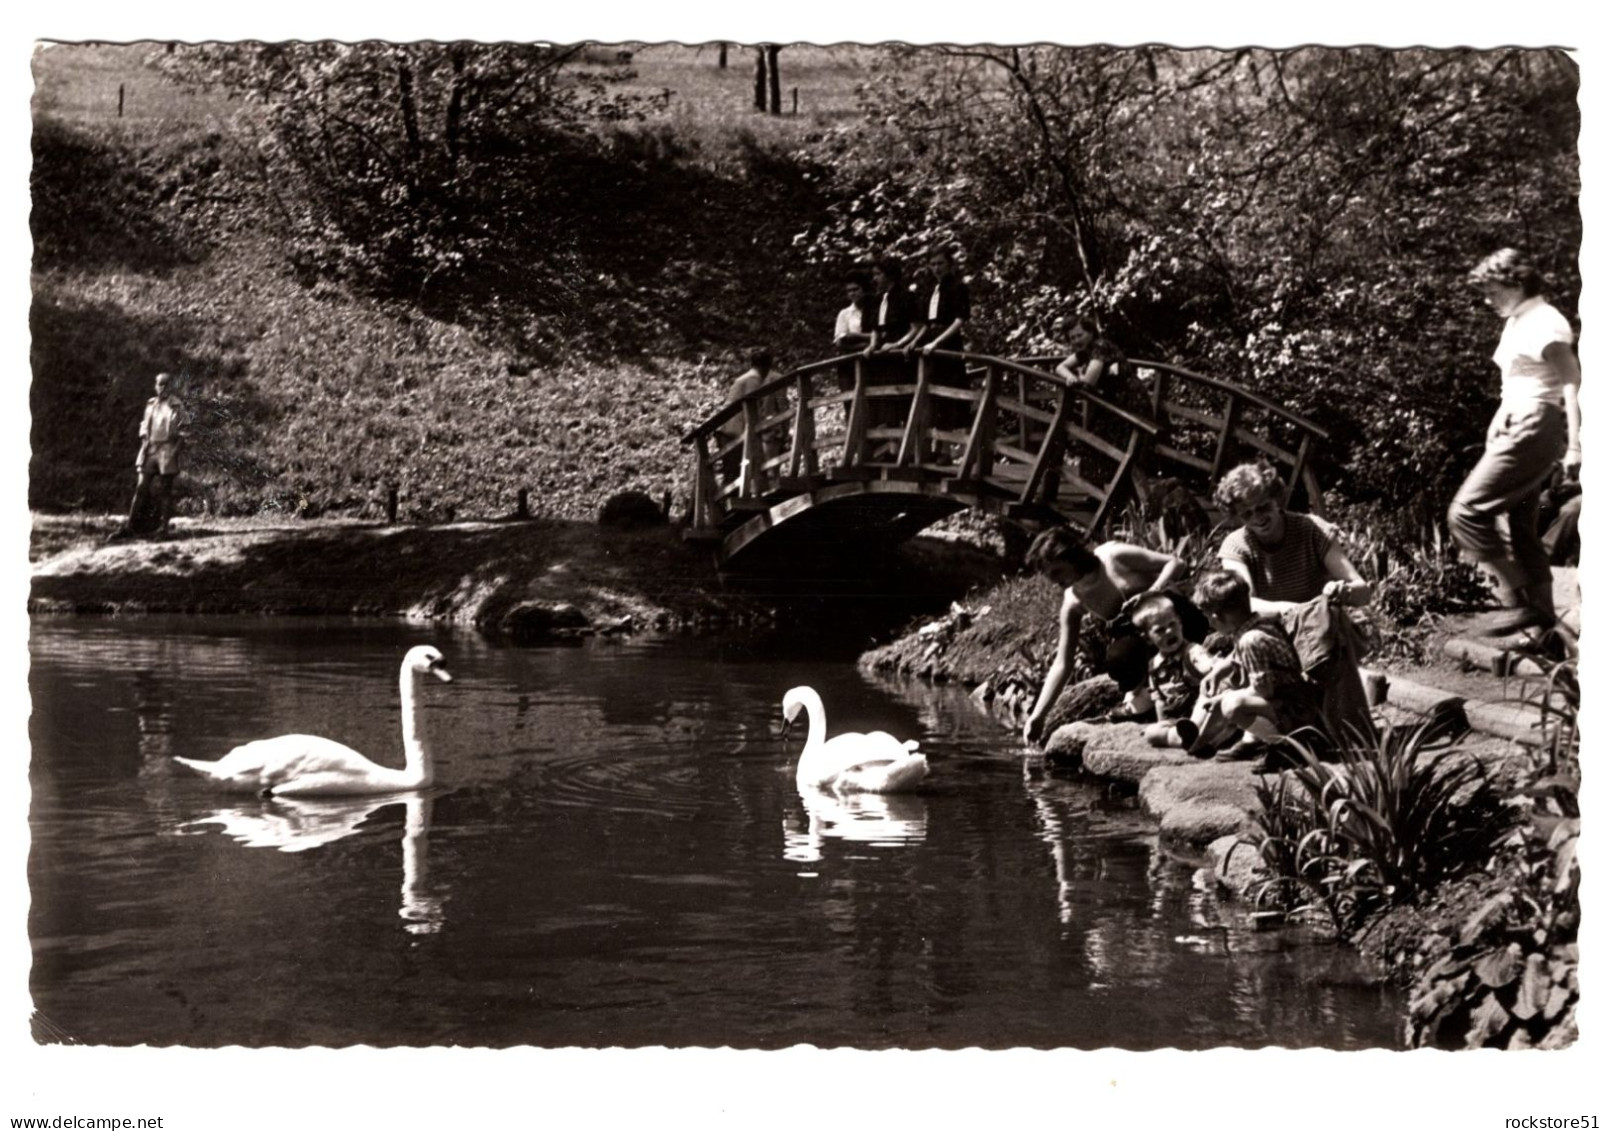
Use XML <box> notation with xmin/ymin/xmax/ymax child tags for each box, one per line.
<box><xmin>28</xmin><ymin>512</ymin><xmax>1008</xmax><ymax>642</ymax></box>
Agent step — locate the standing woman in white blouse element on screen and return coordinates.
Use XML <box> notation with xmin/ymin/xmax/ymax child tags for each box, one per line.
<box><xmin>1449</xmin><ymin>249</ymin><xmax>1582</xmax><ymax>634</ymax></box>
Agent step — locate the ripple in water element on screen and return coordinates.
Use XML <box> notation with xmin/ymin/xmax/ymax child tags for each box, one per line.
<box><xmin>513</xmin><ymin>740</ymin><xmax>752</xmax><ymax>820</ymax></box>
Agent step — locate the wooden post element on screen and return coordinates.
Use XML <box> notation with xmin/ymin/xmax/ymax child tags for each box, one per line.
<box><xmin>740</xmin><ymin>399</ymin><xmax>764</xmax><ymax>497</ymax></box>
<box><xmin>718</xmin><ymin>43</ymin><xmax>728</xmax><ymax>68</ymax></box>
<box><xmin>691</xmin><ymin>440</ymin><xmax>717</xmax><ymax>531</ymax></box>
<box><xmin>1211</xmin><ymin>394</ymin><xmax>1242</xmax><ymax>481</ymax></box>
<box><xmin>1022</xmin><ymin>386</ymin><xmax>1076</xmax><ymax>506</ymax></box>
<box><xmin>753</xmin><ymin>47</ymin><xmax>767</xmax><ymax>112</ymax></box>
<box><xmin>897</xmin><ymin>356</ymin><xmax>934</xmax><ymax>467</ymax></box>
<box><xmin>791</xmin><ymin>87</ymin><xmax>798</xmax><ymax>115</ymax></box>
<box><xmin>1302</xmin><ymin>459</ymin><xmax>1326</xmax><ymax>518</ymax></box>
<box><xmin>386</xmin><ymin>487</ymin><xmax>399</xmax><ymax>524</ymax></box>
<box><xmin>840</xmin><ymin>361</ymin><xmax>869</xmax><ymax>468</ymax></box>
<box><xmin>1150</xmin><ymin>367</ymin><xmax>1169</xmax><ymax>420</ymax></box>
<box><xmin>516</xmin><ymin>488</ymin><xmax>529</xmax><ymax>520</ymax></box>
<box><xmin>956</xmin><ymin>364</ymin><xmax>999</xmax><ymax>481</ymax></box>
<box><xmin>789</xmin><ymin>372</ymin><xmax>820</xmax><ymax>477</ymax></box>
<box><xmin>1017</xmin><ymin>372</ymin><xmax>1030</xmax><ymax>451</ymax></box>
<box><xmin>766</xmin><ymin>45</ymin><xmax>781</xmax><ymax>115</ymax></box>
<box><xmin>1089</xmin><ymin>428</ymin><xmax>1146</xmax><ymax>535</ymax></box>
<box><xmin>118</xmin><ymin>83</ymin><xmax>125</xmax><ymax>118</ymax></box>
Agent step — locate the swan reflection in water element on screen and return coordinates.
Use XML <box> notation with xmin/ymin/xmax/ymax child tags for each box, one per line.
<box><xmin>181</xmin><ymin>793</ymin><xmax>444</xmax><ymax>935</ymax></box>
<box><xmin>782</xmin><ymin>787</ymin><xmax>929</xmax><ymax>865</ymax></box>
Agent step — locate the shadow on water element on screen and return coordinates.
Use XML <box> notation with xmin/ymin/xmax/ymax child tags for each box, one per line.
<box><xmin>710</xmin><ymin>534</ymin><xmax>1012</xmax><ymax>661</ymax></box>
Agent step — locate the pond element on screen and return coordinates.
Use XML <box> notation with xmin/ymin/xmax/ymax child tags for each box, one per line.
<box><xmin>27</xmin><ymin>617</ymin><xmax>1403</xmax><ymax>1048</ymax></box>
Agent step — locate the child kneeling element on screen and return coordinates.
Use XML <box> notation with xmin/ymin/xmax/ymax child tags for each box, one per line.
<box><xmin>1177</xmin><ymin>570</ymin><xmax>1323</xmax><ymax>762</ymax></box>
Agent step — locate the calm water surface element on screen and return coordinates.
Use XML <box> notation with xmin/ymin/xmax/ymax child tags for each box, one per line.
<box><xmin>28</xmin><ymin>617</ymin><xmax>1402</xmax><ymax>1048</ymax></box>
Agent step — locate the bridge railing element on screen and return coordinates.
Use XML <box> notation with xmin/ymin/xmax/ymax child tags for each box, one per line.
<box><xmin>1016</xmin><ymin>356</ymin><xmax>1331</xmax><ymax>514</ymax></box>
<box><xmin>682</xmin><ymin>349</ymin><xmax>1157</xmax><ymax>538</ymax></box>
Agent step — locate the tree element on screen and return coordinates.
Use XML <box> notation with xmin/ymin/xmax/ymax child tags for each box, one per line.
<box><xmin>796</xmin><ymin>45</ymin><xmax>1578</xmax><ymax>507</ymax></box>
<box><xmin>151</xmin><ymin>42</ymin><xmax>663</xmax><ymax>303</ymax></box>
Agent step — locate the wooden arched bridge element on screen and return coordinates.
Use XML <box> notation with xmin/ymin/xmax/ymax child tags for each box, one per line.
<box><xmin>682</xmin><ymin>348</ymin><xmax>1329</xmax><ymax>568</ymax></box>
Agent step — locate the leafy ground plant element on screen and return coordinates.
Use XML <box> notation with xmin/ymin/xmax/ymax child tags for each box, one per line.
<box><xmin>1244</xmin><ymin>719</ymin><xmax>1510</xmax><ymax>938</ymax></box>
<box><xmin>1405</xmin><ymin>659</ymin><xmax>1579</xmax><ymax>1049</ymax></box>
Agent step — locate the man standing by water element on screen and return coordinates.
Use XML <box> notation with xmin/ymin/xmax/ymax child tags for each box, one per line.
<box><xmin>116</xmin><ymin>371</ymin><xmax>188</xmax><ymax>539</ymax></box>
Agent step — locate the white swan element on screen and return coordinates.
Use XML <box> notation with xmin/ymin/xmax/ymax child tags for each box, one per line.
<box><xmin>174</xmin><ymin>645</ymin><xmax>452</xmax><ymax>796</ymax></box>
<box><xmin>781</xmin><ymin>685</ymin><xmax>928</xmax><ymax>793</ymax></box>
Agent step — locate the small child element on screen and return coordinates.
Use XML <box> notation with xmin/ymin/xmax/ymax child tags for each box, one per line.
<box><xmin>1180</xmin><ymin>569</ymin><xmax>1322</xmax><ymax>763</ymax></box>
<box><xmin>1130</xmin><ymin>593</ymin><xmax>1216</xmax><ymax>749</ymax></box>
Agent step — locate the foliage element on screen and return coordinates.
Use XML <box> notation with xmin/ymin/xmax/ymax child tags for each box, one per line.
<box><xmin>149</xmin><ymin>44</ymin><xmax>668</xmax><ymax>319</ymax></box>
<box><xmin>797</xmin><ymin>46</ymin><xmax>1579</xmax><ymax>508</ymax></box>
<box><xmin>1109</xmin><ymin>502</ymin><xmax>1228</xmax><ymax>580</ymax></box>
<box><xmin>1406</xmin><ymin>666</ymin><xmax>1579</xmax><ymax>1049</ymax></box>
<box><xmin>1321</xmin><ymin>497</ymin><xmax>1492</xmax><ymax>661</ymax></box>
<box><xmin>30</xmin><ymin>46</ymin><xmax>842</xmax><ymax>516</ymax></box>
<box><xmin>1245</xmin><ymin>721</ymin><xmax>1511</xmax><ymax>937</ymax></box>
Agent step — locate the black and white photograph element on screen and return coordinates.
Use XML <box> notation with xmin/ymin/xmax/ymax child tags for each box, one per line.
<box><xmin>6</xmin><ymin>7</ymin><xmax>1600</xmax><ymax>1128</ymax></box>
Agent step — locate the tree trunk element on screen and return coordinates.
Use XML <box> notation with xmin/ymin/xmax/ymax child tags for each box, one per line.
<box><xmin>753</xmin><ymin>47</ymin><xmax>767</xmax><ymax>112</ymax></box>
<box><xmin>444</xmin><ymin>47</ymin><xmax>467</xmax><ymax>176</ymax></box>
<box><xmin>395</xmin><ymin>55</ymin><xmax>423</xmax><ymax>200</ymax></box>
<box><xmin>766</xmin><ymin>45</ymin><xmax>782</xmax><ymax>115</ymax></box>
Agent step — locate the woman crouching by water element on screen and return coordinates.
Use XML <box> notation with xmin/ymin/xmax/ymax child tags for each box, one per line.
<box><xmin>1021</xmin><ymin>527</ymin><xmax>1209</xmax><ymax>744</ymax></box>
<box><xmin>1450</xmin><ymin>249</ymin><xmax>1581</xmax><ymax>636</ymax></box>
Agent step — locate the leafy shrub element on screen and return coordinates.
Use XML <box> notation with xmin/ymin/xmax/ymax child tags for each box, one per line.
<box><xmin>1245</xmin><ymin>721</ymin><xmax>1511</xmax><ymax>937</ymax></box>
<box><xmin>1321</xmin><ymin>497</ymin><xmax>1491</xmax><ymax>661</ymax></box>
<box><xmin>1406</xmin><ymin>659</ymin><xmax>1580</xmax><ymax>1049</ymax></box>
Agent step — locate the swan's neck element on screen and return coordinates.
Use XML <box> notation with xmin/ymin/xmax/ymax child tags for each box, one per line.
<box><xmin>798</xmin><ymin>689</ymin><xmax>827</xmax><ymax>755</ymax></box>
<box><xmin>399</xmin><ymin>666</ymin><xmax>434</xmax><ymax>787</ymax></box>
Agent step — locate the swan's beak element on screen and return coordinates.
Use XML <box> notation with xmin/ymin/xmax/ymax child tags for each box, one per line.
<box><xmin>429</xmin><ymin>661</ymin><xmax>453</xmax><ymax>683</ymax></box>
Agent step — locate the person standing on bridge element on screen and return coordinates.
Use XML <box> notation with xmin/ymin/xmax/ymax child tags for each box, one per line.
<box><xmin>907</xmin><ymin>244</ymin><xmax>973</xmax><ymax>433</ymax></box>
<box><xmin>1450</xmin><ymin>248</ymin><xmax>1581</xmax><ymax>636</ymax></box>
<box><xmin>833</xmin><ymin>270</ymin><xmax>876</xmax><ymax>353</ymax></box>
<box><xmin>865</xmin><ymin>257</ymin><xmax>918</xmax><ymax>431</ymax></box>
<box><xmin>833</xmin><ymin>270</ymin><xmax>878</xmax><ymax>428</ymax></box>
<box><xmin>1021</xmin><ymin>526</ymin><xmax>1209</xmax><ymax>744</ymax></box>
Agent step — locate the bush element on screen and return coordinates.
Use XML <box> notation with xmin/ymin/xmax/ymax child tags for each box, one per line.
<box><xmin>1406</xmin><ymin>659</ymin><xmax>1580</xmax><ymax>1049</ymax></box>
<box><xmin>1245</xmin><ymin>721</ymin><xmax>1511</xmax><ymax>937</ymax></box>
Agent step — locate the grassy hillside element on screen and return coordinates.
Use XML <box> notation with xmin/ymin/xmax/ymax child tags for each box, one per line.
<box><xmin>29</xmin><ymin>43</ymin><xmax>879</xmax><ymax>521</ymax></box>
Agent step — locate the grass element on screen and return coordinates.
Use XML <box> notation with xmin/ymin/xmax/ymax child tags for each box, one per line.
<box><xmin>31</xmin><ymin>42</ymin><xmax>244</xmax><ymax>137</ymax></box>
<box><xmin>28</xmin><ymin>42</ymin><xmax>869</xmax><ymax>521</ymax></box>
<box><xmin>620</xmin><ymin>43</ymin><xmax>877</xmax><ymax>140</ymax></box>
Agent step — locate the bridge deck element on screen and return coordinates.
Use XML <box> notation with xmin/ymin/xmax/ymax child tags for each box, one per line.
<box><xmin>683</xmin><ymin>349</ymin><xmax>1327</xmax><ymax>568</ymax></box>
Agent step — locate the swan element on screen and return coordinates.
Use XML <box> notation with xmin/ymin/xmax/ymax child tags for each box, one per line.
<box><xmin>781</xmin><ymin>685</ymin><xmax>928</xmax><ymax>793</ymax></box>
<box><xmin>174</xmin><ymin>645</ymin><xmax>452</xmax><ymax>796</ymax></box>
